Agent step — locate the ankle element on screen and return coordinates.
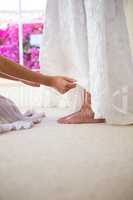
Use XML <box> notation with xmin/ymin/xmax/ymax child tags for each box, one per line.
<box><xmin>81</xmin><ymin>104</ymin><xmax>91</xmax><ymax>110</ymax></box>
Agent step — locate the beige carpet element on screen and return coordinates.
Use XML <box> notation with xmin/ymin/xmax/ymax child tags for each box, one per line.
<box><xmin>0</xmin><ymin>109</ymin><xmax>133</xmax><ymax>200</ymax></box>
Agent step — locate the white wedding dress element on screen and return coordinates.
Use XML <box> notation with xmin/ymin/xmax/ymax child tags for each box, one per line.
<box><xmin>40</xmin><ymin>0</ymin><xmax>133</xmax><ymax>124</ymax></box>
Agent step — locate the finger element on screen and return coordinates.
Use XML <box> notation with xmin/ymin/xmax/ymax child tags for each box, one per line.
<box><xmin>64</xmin><ymin>77</ymin><xmax>77</xmax><ymax>82</ymax></box>
<box><xmin>66</xmin><ymin>85</ymin><xmax>76</xmax><ymax>91</ymax></box>
<box><xmin>60</xmin><ymin>88</ymin><xmax>66</xmax><ymax>94</ymax></box>
<box><xmin>61</xmin><ymin>90</ymin><xmax>67</xmax><ymax>94</ymax></box>
<box><xmin>63</xmin><ymin>86</ymin><xmax>76</xmax><ymax>94</ymax></box>
<box><xmin>62</xmin><ymin>88</ymin><xmax>71</xmax><ymax>94</ymax></box>
<box><xmin>61</xmin><ymin>86</ymin><xmax>72</xmax><ymax>93</ymax></box>
<box><xmin>60</xmin><ymin>83</ymin><xmax>76</xmax><ymax>94</ymax></box>
<box><xmin>65</xmin><ymin>83</ymin><xmax>77</xmax><ymax>88</ymax></box>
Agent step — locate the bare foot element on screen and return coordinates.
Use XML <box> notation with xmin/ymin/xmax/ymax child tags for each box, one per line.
<box><xmin>58</xmin><ymin>109</ymin><xmax>105</xmax><ymax>124</ymax></box>
<box><xmin>58</xmin><ymin>90</ymin><xmax>105</xmax><ymax>124</ymax></box>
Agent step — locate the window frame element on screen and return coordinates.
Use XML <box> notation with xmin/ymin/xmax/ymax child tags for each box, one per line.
<box><xmin>0</xmin><ymin>0</ymin><xmax>45</xmax><ymax>66</ymax></box>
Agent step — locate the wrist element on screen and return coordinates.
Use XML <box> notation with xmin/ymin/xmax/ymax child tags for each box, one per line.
<box><xmin>48</xmin><ymin>76</ymin><xmax>55</xmax><ymax>88</ymax></box>
<box><xmin>42</xmin><ymin>75</ymin><xmax>55</xmax><ymax>88</ymax></box>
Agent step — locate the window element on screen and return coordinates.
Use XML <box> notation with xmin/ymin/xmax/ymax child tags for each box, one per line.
<box><xmin>0</xmin><ymin>0</ymin><xmax>47</xmax><ymax>71</ymax></box>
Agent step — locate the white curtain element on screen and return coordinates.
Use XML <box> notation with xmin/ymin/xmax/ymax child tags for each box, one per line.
<box><xmin>1</xmin><ymin>0</ymin><xmax>133</xmax><ymax>112</ymax></box>
<box><xmin>0</xmin><ymin>80</ymin><xmax>75</xmax><ymax>110</ymax></box>
<box><xmin>0</xmin><ymin>80</ymin><xmax>42</xmax><ymax>109</ymax></box>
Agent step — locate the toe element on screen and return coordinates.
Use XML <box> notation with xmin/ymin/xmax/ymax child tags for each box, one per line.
<box><xmin>58</xmin><ymin>118</ymin><xmax>66</xmax><ymax>123</ymax></box>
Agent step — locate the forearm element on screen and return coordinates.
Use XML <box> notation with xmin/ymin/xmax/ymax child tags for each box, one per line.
<box><xmin>0</xmin><ymin>72</ymin><xmax>19</xmax><ymax>81</ymax></box>
<box><xmin>0</xmin><ymin>55</ymin><xmax>53</xmax><ymax>87</ymax></box>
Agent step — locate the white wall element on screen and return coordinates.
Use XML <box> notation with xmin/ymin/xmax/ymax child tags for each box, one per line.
<box><xmin>125</xmin><ymin>0</ymin><xmax>133</xmax><ymax>57</ymax></box>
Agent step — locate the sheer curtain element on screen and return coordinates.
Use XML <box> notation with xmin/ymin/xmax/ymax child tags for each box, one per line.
<box><xmin>0</xmin><ymin>0</ymin><xmax>47</xmax><ymax>110</ymax></box>
<box><xmin>1</xmin><ymin>0</ymin><xmax>133</xmax><ymax>111</ymax></box>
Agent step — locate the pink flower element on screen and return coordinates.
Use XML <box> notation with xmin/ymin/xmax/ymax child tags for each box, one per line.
<box><xmin>0</xmin><ymin>22</ymin><xmax>44</xmax><ymax>69</ymax></box>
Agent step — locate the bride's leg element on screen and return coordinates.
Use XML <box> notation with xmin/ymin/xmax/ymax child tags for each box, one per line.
<box><xmin>81</xmin><ymin>90</ymin><xmax>95</xmax><ymax>118</ymax></box>
<box><xmin>58</xmin><ymin>89</ymin><xmax>105</xmax><ymax>124</ymax></box>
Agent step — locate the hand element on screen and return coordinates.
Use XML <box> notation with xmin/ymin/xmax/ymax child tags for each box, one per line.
<box><xmin>51</xmin><ymin>76</ymin><xmax>77</xmax><ymax>94</ymax></box>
